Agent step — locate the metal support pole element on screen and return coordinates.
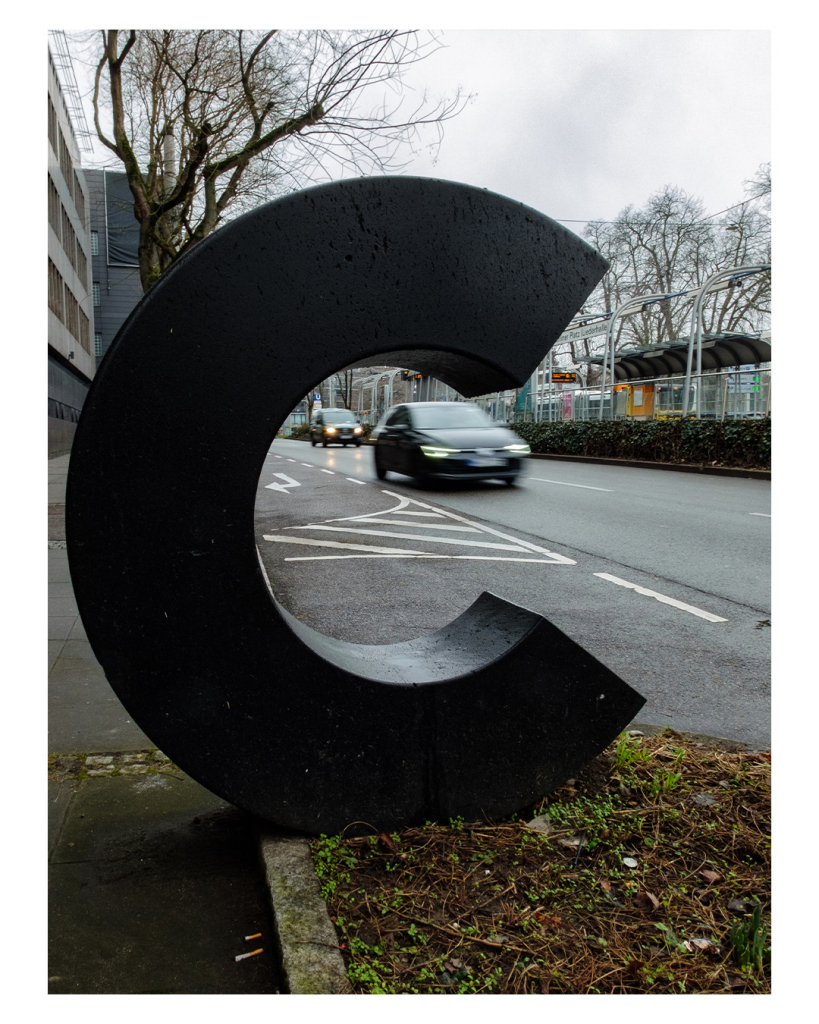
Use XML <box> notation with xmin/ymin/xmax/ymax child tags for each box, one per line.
<box><xmin>683</xmin><ymin>264</ymin><xmax>771</xmax><ymax>418</ymax></box>
<box><xmin>599</xmin><ymin>327</ymin><xmax>610</xmax><ymax>420</ymax></box>
<box><xmin>602</xmin><ymin>295</ymin><xmax>665</xmax><ymax>420</ymax></box>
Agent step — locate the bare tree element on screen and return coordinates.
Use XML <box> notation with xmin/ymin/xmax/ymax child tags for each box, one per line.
<box><xmin>578</xmin><ymin>182</ymin><xmax>770</xmax><ymax>368</ymax></box>
<box><xmin>88</xmin><ymin>30</ymin><xmax>469</xmax><ymax>291</ymax></box>
<box><xmin>744</xmin><ymin>161</ymin><xmax>771</xmax><ymax>208</ymax></box>
<box><xmin>333</xmin><ymin>369</ymin><xmax>356</xmax><ymax>410</ymax></box>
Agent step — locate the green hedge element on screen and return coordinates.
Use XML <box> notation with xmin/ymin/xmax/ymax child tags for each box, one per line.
<box><xmin>511</xmin><ymin>418</ymin><xmax>770</xmax><ymax>470</ymax></box>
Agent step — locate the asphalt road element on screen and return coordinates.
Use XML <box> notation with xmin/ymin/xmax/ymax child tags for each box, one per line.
<box><xmin>255</xmin><ymin>439</ymin><xmax>771</xmax><ymax>748</ymax></box>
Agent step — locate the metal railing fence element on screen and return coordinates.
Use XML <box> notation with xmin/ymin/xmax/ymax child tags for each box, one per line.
<box><xmin>471</xmin><ymin>368</ymin><xmax>771</xmax><ymax>424</ymax></box>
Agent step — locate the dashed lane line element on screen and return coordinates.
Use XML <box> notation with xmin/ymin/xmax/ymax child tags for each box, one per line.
<box><xmin>749</xmin><ymin>513</ymin><xmax>771</xmax><ymax>518</ymax></box>
<box><xmin>594</xmin><ymin>572</ymin><xmax>728</xmax><ymax>623</ymax></box>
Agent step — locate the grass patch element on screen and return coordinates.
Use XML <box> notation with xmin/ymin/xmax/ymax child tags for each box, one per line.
<box><xmin>310</xmin><ymin>730</ymin><xmax>770</xmax><ymax>994</ymax></box>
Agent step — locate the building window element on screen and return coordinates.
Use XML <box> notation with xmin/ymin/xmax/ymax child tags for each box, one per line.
<box><xmin>95</xmin><ymin>333</ymin><xmax>103</xmax><ymax>357</ymax></box>
<box><xmin>48</xmin><ymin>175</ymin><xmax>61</xmax><ymax>239</ymax></box>
<box><xmin>48</xmin><ymin>258</ymin><xmax>64</xmax><ymax>321</ymax></box>
<box><xmin>92</xmin><ymin>282</ymin><xmax>100</xmax><ymax>306</ymax></box>
<box><xmin>59</xmin><ymin>129</ymin><xmax>74</xmax><ymax>198</ymax></box>
<box><xmin>64</xmin><ymin>286</ymin><xmax>80</xmax><ymax>342</ymax></box>
<box><xmin>60</xmin><ymin>205</ymin><xmax>77</xmax><ymax>272</ymax></box>
<box><xmin>76</xmin><ymin>247</ymin><xmax>88</xmax><ymax>287</ymax></box>
<box><xmin>78</xmin><ymin>308</ymin><xmax>91</xmax><ymax>353</ymax></box>
<box><xmin>73</xmin><ymin>171</ymin><xmax>86</xmax><ymax>228</ymax></box>
<box><xmin>90</xmin><ymin>231</ymin><xmax>98</xmax><ymax>256</ymax></box>
<box><xmin>48</xmin><ymin>96</ymin><xmax>58</xmax><ymax>154</ymax></box>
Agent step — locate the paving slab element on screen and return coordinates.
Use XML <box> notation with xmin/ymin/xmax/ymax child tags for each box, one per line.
<box><xmin>48</xmin><ymin>773</ymin><xmax>282</xmax><ymax>994</ymax></box>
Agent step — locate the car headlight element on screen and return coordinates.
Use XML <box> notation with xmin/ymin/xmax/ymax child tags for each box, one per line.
<box><xmin>503</xmin><ymin>443</ymin><xmax>531</xmax><ymax>454</ymax></box>
<box><xmin>420</xmin><ymin>445</ymin><xmax>459</xmax><ymax>458</ymax></box>
<box><xmin>353</xmin><ymin>426</ymin><xmax>363</xmax><ymax>434</ymax></box>
<box><xmin>326</xmin><ymin>426</ymin><xmax>337</xmax><ymax>434</ymax></box>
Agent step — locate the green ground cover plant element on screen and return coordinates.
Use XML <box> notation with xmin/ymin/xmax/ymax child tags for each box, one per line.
<box><xmin>311</xmin><ymin>730</ymin><xmax>771</xmax><ymax>994</ymax></box>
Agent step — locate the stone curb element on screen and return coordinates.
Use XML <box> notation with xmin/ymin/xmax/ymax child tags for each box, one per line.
<box><xmin>527</xmin><ymin>452</ymin><xmax>770</xmax><ymax>480</ymax></box>
<box><xmin>629</xmin><ymin>721</ymin><xmax>770</xmax><ymax>753</ymax></box>
<box><xmin>258</xmin><ymin>833</ymin><xmax>352</xmax><ymax>994</ymax></box>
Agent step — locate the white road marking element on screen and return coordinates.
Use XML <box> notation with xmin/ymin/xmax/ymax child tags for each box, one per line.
<box><xmin>749</xmin><ymin>513</ymin><xmax>771</xmax><ymax>518</ymax></box>
<box><xmin>321</xmin><ymin>469</ymin><xmax>335</xmax><ymax>475</ymax></box>
<box><xmin>289</xmin><ymin>524</ymin><xmax>533</xmax><ymax>552</ymax></box>
<box><xmin>264</xmin><ymin>535</ymin><xmax>426</xmax><ymax>555</ymax></box>
<box><xmin>376</xmin><ymin>510</ymin><xmax>446</xmax><ymax>517</ymax></box>
<box><xmin>346</xmin><ymin>477</ymin><xmax>367</xmax><ymax>484</ymax></box>
<box><xmin>531</xmin><ymin>477</ymin><xmax>613</xmax><ymax>492</ymax></box>
<box><xmin>264</xmin><ymin>535</ymin><xmax>559</xmax><ymax>563</ymax></box>
<box><xmin>283</xmin><ymin>554</ymin><xmax>564</xmax><ymax>563</ymax></box>
<box><xmin>379</xmin><ymin>491</ymin><xmax>577</xmax><ymax>564</ymax></box>
<box><xmin>346</xmin><ymin>518</ymin><xmax>481</xmax><ymax>532</ymax></box>
<box><xmin>594</xmin><ymin>572</ymin><xmax>728</xmax><ymax>622</ymax></box>
<box><xmin>264</xmin><ymin>473</ymin><xmax>301</xmax><ymax>495</ymax></box>
<box><xmin>262</xmin><ymin>485</ymin><xmax>575</xmax><ymax>564</ymax></box>
<box><xmin>301</xmin><ymin>463</ymin><xmax>314</xmax><ymax>467</ymax></box>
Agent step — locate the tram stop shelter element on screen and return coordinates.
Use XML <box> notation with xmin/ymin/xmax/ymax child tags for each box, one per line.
<box><xmin>580</xmin><ymin>331</ymin><xmax>771</xmax><ymax>381</ymax></box>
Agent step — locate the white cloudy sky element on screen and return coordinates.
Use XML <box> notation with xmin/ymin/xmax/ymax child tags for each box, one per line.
<box><xmin>394</xmin><ymin>29</ymin><xmax>770</xmax><ymax>226</ymax></box>
<box><xmin>64</xmin><ymin>26</ymin><xmax>770</xmax><ymax>232</ymax></box>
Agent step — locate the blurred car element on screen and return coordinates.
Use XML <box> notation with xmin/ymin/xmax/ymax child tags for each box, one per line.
<box><xmin>371</xmin><ymin>402</ymin><xmax>530</xmax><ymax>484</ymax></box>
<box><xmin>310</xmin><ymin>408</ymin><xmax>365</xmax><ymax>447</ymax></box>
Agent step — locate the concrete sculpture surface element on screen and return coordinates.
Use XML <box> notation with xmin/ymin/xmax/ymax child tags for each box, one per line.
<box><xmin>67</xmin><ymin>176</ymin><xmax>646</xmax><ymax>833</ymax></box>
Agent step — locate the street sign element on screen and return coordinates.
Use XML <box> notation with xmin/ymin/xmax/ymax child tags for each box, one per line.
<box><xmin>551</xmin><ymin>372</ymin><xmax>577</xmax><ymax>383</ymax></box>
<box><xmin>557</xmin><ymin>320</ymin><xmax>610</xmax><ymax>344</ymax></box>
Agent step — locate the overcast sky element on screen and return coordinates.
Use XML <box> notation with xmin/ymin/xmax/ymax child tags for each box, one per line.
<box><xmin>393</xmin><ymin>30</ymin><xmax>770</xmax><ymax>228</ymax></box>
<box><xmin>65</xmin><ymin>28</ymin><xmax>770</xmax><ymax>234</ymax></box>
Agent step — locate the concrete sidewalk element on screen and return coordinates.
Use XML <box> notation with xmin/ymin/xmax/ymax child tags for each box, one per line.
<box><xmin>48</xmin><ymin>453</ymin><xmax>347</xmax><ymax>995</ymax></box>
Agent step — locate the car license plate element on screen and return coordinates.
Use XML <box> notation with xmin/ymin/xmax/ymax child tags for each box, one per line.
<box><xmin>467</xmin><ymin>456</ymin><xmax>504</xmax><ymax>467</ymax></box>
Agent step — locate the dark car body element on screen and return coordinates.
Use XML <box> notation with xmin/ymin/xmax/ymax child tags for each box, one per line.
<box><xmin>371</xmin><ymin>402</ymin><xmax>530</xmax><ymax>484</ymax></box>
<box><xmin>310</xmin><ymin>408</ymin><xmax>365</xmax><ymax>447</ymax></box>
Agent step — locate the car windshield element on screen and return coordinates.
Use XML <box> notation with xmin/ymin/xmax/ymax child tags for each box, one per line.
<box><xmin>323</xmin><ymin>411</ymin><xmax>357</xmax><ymax>424</ymax></box>
<box><xmin>410</xmin><ymin>404</ymin><xmax>494</xmax><ymax>430</ymax></box>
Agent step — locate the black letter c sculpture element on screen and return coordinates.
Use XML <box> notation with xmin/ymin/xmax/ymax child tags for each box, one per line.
<box><xmin>67</xmin><ymin>177</ymin><xmax>645</xmax><ymax>834</ymax></box>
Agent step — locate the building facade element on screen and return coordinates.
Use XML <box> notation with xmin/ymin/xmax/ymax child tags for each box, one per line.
<box><xmin>85</xmin><ymin>169</ymin><xmax>143</xmax><ymax>367</ymax></box>
<box><xmin>48</xmin><ymin>46</ymin><xmax>96</xmax><ymax>454</ymax></box>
